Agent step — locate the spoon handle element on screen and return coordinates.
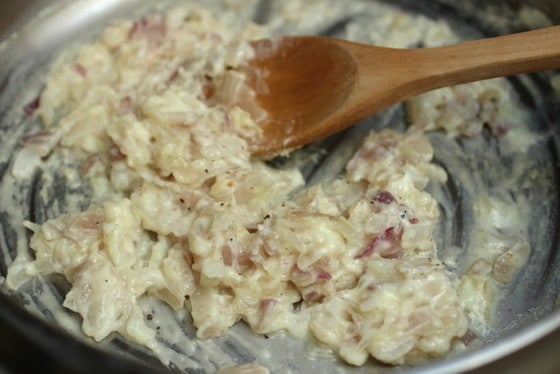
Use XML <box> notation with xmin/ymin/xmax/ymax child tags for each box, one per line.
<box><xmin>413</xmin><ymin>25</ymin><xmax>560</xmax><ymax>88</ymax></box>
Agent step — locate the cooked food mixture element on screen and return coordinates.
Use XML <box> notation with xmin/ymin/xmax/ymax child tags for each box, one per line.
<box><xmin>6</xmin><ymin>0</ymin><xmax>531</xmax><ymax>369</ymax></box>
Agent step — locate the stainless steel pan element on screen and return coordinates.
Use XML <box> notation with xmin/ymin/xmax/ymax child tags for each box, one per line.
<box><xmin>1</xmin><ymin>1</ymin><xmax>559</xmax><ymax>372</ymax></box>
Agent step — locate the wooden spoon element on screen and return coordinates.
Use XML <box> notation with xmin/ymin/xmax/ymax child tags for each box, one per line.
<box><xmin>246</xmin><ymin>26</ymin><xmax>560</xmax><ymax>156</ymax></box>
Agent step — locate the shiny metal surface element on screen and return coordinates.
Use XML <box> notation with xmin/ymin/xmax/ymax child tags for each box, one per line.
<box><xmin>1</xmin><ymin>1</ymin><xmax>560</xmax><ymax>373</ymax></box>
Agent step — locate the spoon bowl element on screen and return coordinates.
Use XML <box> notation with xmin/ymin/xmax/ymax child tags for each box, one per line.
<box><xmin>247</xmin><ymin>26</ymin><xmax>560</xmax><ymax>156</ymax></box>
